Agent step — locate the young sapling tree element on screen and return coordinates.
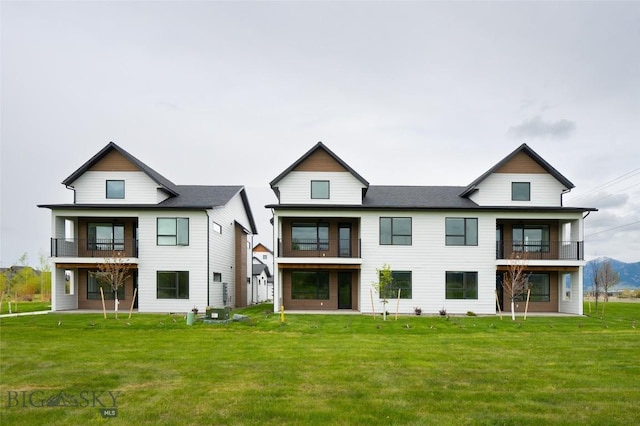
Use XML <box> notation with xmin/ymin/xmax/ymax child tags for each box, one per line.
<box><xmin>94</xmin><ymin>251</ymin><xmax>131</xmax><ymax>319</ymax></box>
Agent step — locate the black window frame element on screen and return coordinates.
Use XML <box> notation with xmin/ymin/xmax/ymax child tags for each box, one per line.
<box><xmin>380</xmin><ymin>270</ymin><xmax>412</xmax><ymax>299</ymax></box>
<box><xmin>156</xmin><ymin>271</ymin><xmax>190</xmax><ymax>299</ymax></box>
<box><xmin>106</xmin><ymin>180</ymin><xmax>125</xmax><ymax>199</ymax></box>
<box><xmin>379</xmin><ymin>217</ymin><xmax>412</xmax><ymax>245</ymax></box>
<box><xmin>291</xmin><ymin>271</ymin><xmax>330</xmax><ymax>300</ymax></box>
<box><xmin>518</xmin><ymin>273</ymin><xmax>550</xmax><ymax>302</ymax></box>
<box><xmin>445</xmin><ymin>271</ymin><xmax>478</xmax><ymax>300</ymax></box>
<box><xmin>512</xmin><ymin>182</ymin><xmax>531</xmax><ymax>201</ymax></box>
<box><xmin>87</xmin><ymin>272</ymin><xmax>125</xmax><ymax>300</ymax></box>
<box><xmin>445</xmin><ymin>218</ymin><xmax>478</xmax><ymax>246</ymax></box>
<box><xmin>311</xmin><ymin>180</ymin><xmax>330</xmax><ymax>199</ymax></box>
<box><xmin>157</xmin><ymin>217</ymin><xmax>189</xmax><ymax>246</ymax></box>
<box><xmin>291</xmin><ymin>222</ymin><xmax>329</xmax><ymax>251</ymax></box>
<box><xmin>87</xmin><ymin>223</ymin><xmax>125</xmax><ymax>251</ymax></box>
<box><xmin>512</xmin><ymin>225</ymin><xmax>550</xmax><ymax>253</ymax></box>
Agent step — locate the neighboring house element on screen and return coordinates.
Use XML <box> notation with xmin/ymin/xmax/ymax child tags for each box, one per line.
<box><xmin>253</xmin><ymin>243</ymin><xmax>274</xmax><ymax>267</ymax></box>
<box><xmin>39</xmin><ymin>142</ymin><xmax>257</xmax><ymax>312</ymax></box>
<box><xmin>268</xmin><ymin>142</ymin><xmax>596</xmax><ymax>315</ymax></box>
<box><xmin>251</xmin><ymin>243</ymin><xmax>274</xmax><ymax>304</ymax></box>
<box><xmin>251</xmin><ymin>260</ymin><xmax>272</xmax><ymax>304</ymax></box>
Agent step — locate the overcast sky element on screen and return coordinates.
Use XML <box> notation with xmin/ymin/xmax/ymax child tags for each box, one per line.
<box><xmin>1</xmin><ymin>1</ymin><xmax>639</xmax><ymax>267</ymax></box>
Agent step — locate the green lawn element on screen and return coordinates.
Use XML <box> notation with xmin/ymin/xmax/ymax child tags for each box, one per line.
<box><xmin>1</xmin><ymin>303</ymin><xmax>638</xmax><ymax>425</ymax></box>
<box><xmin>0</xmin><ymin>300</ymin><xmax>51</xmax><ymax>315</ymax></box>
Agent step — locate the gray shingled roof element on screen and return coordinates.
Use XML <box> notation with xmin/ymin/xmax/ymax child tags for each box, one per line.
<box><xmin>158</xmin><ymin>185</ymin><xmax>243</xmax><ymax>208</ymax></box>
<box><xmin>363</xmin><ymin>186</ymin><xmax>478</xmax><ymax>208</ymax></box>
<box><xmin>252</xmin><ymin>263</ymin><xmax>271</xmax><ymax>277</ymax></box>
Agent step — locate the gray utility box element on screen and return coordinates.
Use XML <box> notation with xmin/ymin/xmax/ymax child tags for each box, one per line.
<box><xmin>205</xmin><ymin>306</ymin><xmax>230</xmax><ymax>320</ymax></box>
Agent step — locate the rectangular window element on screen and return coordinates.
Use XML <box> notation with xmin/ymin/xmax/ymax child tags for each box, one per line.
<box><xmin>88</xmin><ymin>272</ymin><xmax>125</xmax><ymax>300</ymax></box>
<box><xmin>64</xmin><ymin>270</ymin><xmax>74</xmax><ymax>295</ymax></box>
<box><xmin>291</xmin><ymin>223</ymin><xmax>329</xmax><ymax>251</ymax></box>
<box><xmin>88</xmin><ymin>223</ymin><xmax>124</xmax><ymax>251</ymax></box>
<box><xmin>380</xmin><ymin>217</ymin><xmax>412</xmax><ymax>245</ymax></box>
<box><xmin>563</xmin><ymin>273</ymin><xmax>571</xmax><ymax>301</ymax></box>
<box><xmin>512</xmin><ymin>225</ymin><xmax>549</xmax><ymax>252</ymax></box>
<box><xmin>445</xmin><ymin>271</ymin><xmax>478</xmax><ymax>299</ymax></box>
<box><xmin>64</xmin><ymin>220</ymin><xmax>74</xmax><ymax>242</ymax></box>
<box><xmin>212</xmin><ymin>221</ymin><xmax>222</xmax><ymax>234</ymax></box>
<box><xmin>106</xmin><ymin>180</ymin><xmax>125</xmax><ymax>199</ymax></box>
<box><xmin>380</xmin><ymin>271</ymin><xmax>412</xmax><ymax>299</ymax></box>
<box><xmin>157</xmin><ymin>271</ymin><xmax>189</xmax><ymax>299</ymax></box>
<box><xmin>291</xmin><ymin>271</ymin><xmax>330</xmax><ymax>300</ymax></box>
<box><xmin>525</xmin><ymin>273</ymin><xmax>550</xmax><ymax>302</ymax></box>
<box><xmin>213</xmin><ymin>272</ymin><xmax>222</xmax><ymax>282</ymax></box>
<box><xmin>512</xmin><ymin>182</ymin><xmax>531</xmax><ymax>201</ymax></box>
<box><xmin>445</xmin><ymin>218</ymin><xmax>478</xmax><ymax>246</ymax></box>
<box><xmin>311</xmin><ymin>180</ymin><xmax>330</xmax><ymax>199</ymax></box>
<box><xmin>157</xmin><ymin>218</ymin><xmax>189</xmax><ymax>246</ymax></box>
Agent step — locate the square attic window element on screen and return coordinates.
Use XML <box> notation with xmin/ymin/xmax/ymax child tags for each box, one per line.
<box><xmin>106</xmin><ymin>180</ymin><xmax>125</xmax><ymax>199</ymax></box>
<box><xmin>311</xmin><ymin>180</ymin><xmax>330</xmax><ymax>199</ymax></box>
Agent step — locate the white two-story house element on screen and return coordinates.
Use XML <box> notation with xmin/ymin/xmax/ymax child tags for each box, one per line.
<box><xmin>268</xmin><ymin>142</ymin><xmax>596</xmax><ymax>315</ymax></box>
<box><xmin>39</xmin><ymin>142</ymin><xmax>257</xmax><ymax>312</ymax></box>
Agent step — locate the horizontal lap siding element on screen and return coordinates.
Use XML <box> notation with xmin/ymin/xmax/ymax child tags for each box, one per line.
<box><xmin>359</xmin><ymin>211</ymin><xmax>497</xmax><ymax>315</ymax></box>
<box><xmin>137</xmin><ymin>211</ymin><xmax>208</xmax><ymax>312</ymax></box>
<box><xmin>208</xmin><ymin>194</ymin><xmax>253</xmax><ymax>307</ymax></box>
<box><xmin>52</xmin><ymin>268</ymin><xmax>77</xmax><ymax>310</ymax></box>
<box><xmin>277</xmin><ymin>171</ymin><xmax>365</xmax><ymax>205</ymax></box>
<box><xmin>470</xmin><ymin>173</ymin><xmax>567</xmax><ymax>206</ymax></box>
<box><xmin>73</xmin><ymin>171</ymin><xmax>167</xmax><ymax>204</ymax></box>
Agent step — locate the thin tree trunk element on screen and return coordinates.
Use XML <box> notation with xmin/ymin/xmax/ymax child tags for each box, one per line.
<box><xmin>100</xmin><ymin>287</ymin><xmax>106</xmax><ymax>319</ymax></box>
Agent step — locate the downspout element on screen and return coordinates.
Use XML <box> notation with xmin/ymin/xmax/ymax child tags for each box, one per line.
<box><xmin>251</xmin><ymin>233</ymin><xmax>254</xmax><ymax>305</ymax></box>
<box><xmin>65</xmin><ymin>185</ymin><xmax>76</xmax><ymax>204</ymax></box>
<box><xmin>581</xmin><ymin>211</ymin><xmax>592</xmax><ymax>261</ymax></box>
<box><xmin>560</xmin><ymin>188</ymin><xmax>571</xmax><ymax>207</ymax></box>
<box><xmin>207</xmin><ymin>215</ymin><xmax>210</xmax><ymax>307</ymax></box>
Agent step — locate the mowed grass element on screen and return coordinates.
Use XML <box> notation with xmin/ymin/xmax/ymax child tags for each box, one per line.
<box><xmin>0</xmin><ymin>300</ymin><xmax>51</xmax><ymax>315</ymax></box>
<box><xmin>1</xmin><ymin>303</ymin><xmax>639</xmax><ymax>425</ymax></box>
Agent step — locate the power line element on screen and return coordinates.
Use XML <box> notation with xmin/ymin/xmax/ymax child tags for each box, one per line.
<box><xmin>585</xmin><ymin>220</ymin><xmax>640</xmax><ymax>237</ymax></box>
<box><xmin>566</xmin><ymin>167</ymin><xmax>640</xmax><ymax>202</ymax></box>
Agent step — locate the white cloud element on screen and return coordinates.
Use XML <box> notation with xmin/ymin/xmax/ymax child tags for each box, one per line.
<box><xmin>507</xmin><ymin>116</ymin><xmax>576</xmax><ymax>139</ymax></box>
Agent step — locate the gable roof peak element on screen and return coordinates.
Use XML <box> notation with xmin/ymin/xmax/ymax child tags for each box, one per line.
<box><xmin>61</xmin><ymin>141</ymin><xmax>179</xmax><ymax>197</ymax></box>
<box><xmin>269</xmin><ymin>141</ymin><xmax>369</xmax><ymax>188</ymax></box>
<box><xmin>459</xmin><ymin>143</ymin><xmax>575</xmax><ymax>197</ymax></box>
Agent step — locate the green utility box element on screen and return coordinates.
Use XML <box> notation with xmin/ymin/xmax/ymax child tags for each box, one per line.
<box><xmin>205</xmin><ymin>306</ymin><xmax>230</xmax><ymax>320</ymax></box>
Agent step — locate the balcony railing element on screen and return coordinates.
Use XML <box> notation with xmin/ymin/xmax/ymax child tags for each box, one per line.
<box><xmin>278</xmin><ymin>238</ymin><xmax>361</xmax><ymax>258</ymax></box>
<box><xmin>496</xmin><ymin>240</ymin><xmax>583</xmax><ymax>260</ymax></box>
<box><xmin>51</xmin><ymin>238</ymin><xmax>138</xmax><ymax>258</ymax></box>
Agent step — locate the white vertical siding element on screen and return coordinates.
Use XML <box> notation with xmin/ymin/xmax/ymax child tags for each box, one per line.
<box><xmin>72</xmin><ymin>171</ymin><xmax>170</xmax><ymax>204</ymax></box>
<box><xmin>469</xmin><ymin>173</ymin><xmax>567</xmax><ymax>207</ymax></box>
<box><xmin>277</xmin><ymin>171</ymin><xmax>365</xmax><ymax>205</ymax></box>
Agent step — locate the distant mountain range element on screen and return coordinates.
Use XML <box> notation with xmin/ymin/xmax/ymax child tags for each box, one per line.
<box><xmin>584</xmin><ymin>258</ymin><xmax>640</xmax><ymax>290</ymax></box>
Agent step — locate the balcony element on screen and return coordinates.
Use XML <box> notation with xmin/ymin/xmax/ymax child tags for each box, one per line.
<box><xmin>496</xmin><ymin>240</ymin><xmax>583</xmax><ymax>261</ymax></box>
<box><xmin>51</xmin><ymin>238</ymin><xmax>138</xmax><ymax>258</ymax></box>
<box><xmin>278</xmin><ymin>238</ymin><xmax>361</xmax><ymax>258</ymax></box>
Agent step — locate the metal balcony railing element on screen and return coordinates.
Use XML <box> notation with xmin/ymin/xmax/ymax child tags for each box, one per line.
<box><xmin>278</xmin><ymin>238</ymin><xmax>361</xmax><ymax>258</ymax></box>
<box><xmin>496</xmin><ymin>240</ymin><xmax>583</xmax><ymax>260</ymax></box>
<box><xmin>51</xmin><ymin>238</ymin><xmax>138</xmax><ymax>258</ymax></box>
